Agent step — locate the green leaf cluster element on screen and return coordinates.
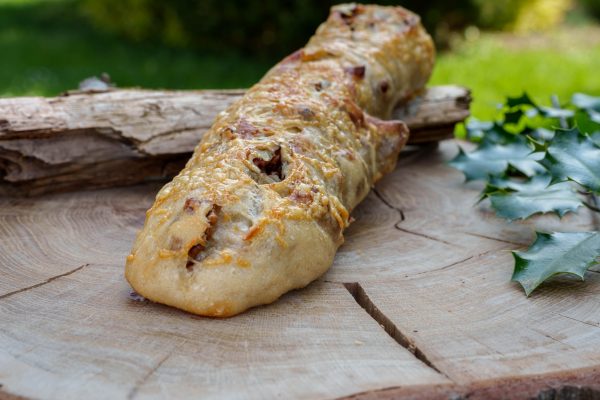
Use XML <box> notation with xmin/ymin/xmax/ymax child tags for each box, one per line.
<box><xmin>449</xmin><ymin>93</ymin><xmax>600</xmax><ymax>295</ymax></box>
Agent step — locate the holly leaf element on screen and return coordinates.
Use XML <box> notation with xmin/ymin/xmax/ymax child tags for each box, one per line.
<box><xmin>539</xmin><ymin>106</ymin><xmax>575</xmax><ymax>119</ymax></box>
<box><xmin>464</xmin><ymin>119</ymin><xmax>494</xmax><ymax>141</ymax></box>
<box><xmin>591</xmin><ymin>131</ymin><xmax>600</xmax><ymax>147</ymax></box>
<box><xmin>504</xmin><ymin>109</ymin><xmax>524</xmax><ymax>125</ymax></box>
<box><xmin>529</xmin><ymin>127</ymin><xmax>555</xmax><ymax>142</ymax></box>
<box><xmin>506</xmin><ymin>93</ymin><xmax>537</xmax><ymax>108</ymax></box>
<box><xmin>571</xmin><ymin>93</ymin><xmax>600</xmax><ymax>124</ymax></box>
<box><xmin>539</xmin><ymin>128</ymin><xmax>600</xmax><ymax>193</ymax></box>
<box><xmin>512</xmin><ymin>231</ymin><xmax>600</xmax><ymax>296</ymax></box>
<box><xmin>572</xmin><ymin>93</ymin><xmax>600</xmax><ymax>111</ymax></box>
<box><xmin>588</xmin><ymin>110</ymin><xmax>600</xmax><ymax>124</ymax></box>
<box><xmin>483</xmin><ymin>175</ymin><xmax>582</xmax><ymax>220</ymax></box>
<box><xmin>450</xmin><ymin>136</ymin><xmax>544</xmax><ymax>181</ymax></box>
<box><xmin>479</xmin><ymin>123</ymin><xmax>517</xmax><ymax>145</ymax></box>
<box><xmin>525</xmin><ymin>108</ymin><xmax>540</xmax><ymax>118</ymax></box>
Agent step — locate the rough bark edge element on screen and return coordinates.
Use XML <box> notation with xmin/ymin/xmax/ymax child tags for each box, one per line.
<box><xmin>2</xmin><ymin>366</ymin><xmax>599</xmax><ymax>400</ymax></box>
<box><xmin>338</xmin><ymin>366</ymin><xmax>600</xmax><ymax>400</ymax></box>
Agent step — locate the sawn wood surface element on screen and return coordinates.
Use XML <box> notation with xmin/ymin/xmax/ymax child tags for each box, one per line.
<box><xmin>1</xmin><ymin>141</ymin><xmax>599</xmax><ymax>400</ymax></box>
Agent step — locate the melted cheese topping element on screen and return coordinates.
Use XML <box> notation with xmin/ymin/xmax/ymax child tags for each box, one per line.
<box><xmin>125</xmin><ymin>4</ymin><xmax>435</xmax><ymax>317</ymax></box>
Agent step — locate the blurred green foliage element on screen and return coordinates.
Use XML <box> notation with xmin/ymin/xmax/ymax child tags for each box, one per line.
<box><xmin>470</xmin><ymin>0</ymin><xmax>522</xmax><ymax>28</ymax></box>
<box><xmin>80</xmin><ymin>0</ymin><xmax>545</xmax><ymax>56</ymax></box>
<box><xmin>0</xmin><ymin>0</ymin><xmax>272</xmax><ymax>95</ymax></box>
<box><xmin>580</xmin><ymin>0</ymin><xmax>600</xmax><ymax>17</ymax></box>
<box><xmin>1</xmin><ymin>0</ymin><xmax>599</xmax><ymax>125</ymax></box>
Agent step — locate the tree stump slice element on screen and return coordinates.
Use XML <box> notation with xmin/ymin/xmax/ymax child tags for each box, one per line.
<box><xmin>1</xmin><ymin>141</ymin><xmax>600</xmax><ymax>400</ymax></box>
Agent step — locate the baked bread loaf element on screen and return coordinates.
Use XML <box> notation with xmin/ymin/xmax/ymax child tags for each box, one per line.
<box><xmin>125</xmin><ymin>3</ymin><xmax>435</xmax><ymax>317</ymax></box>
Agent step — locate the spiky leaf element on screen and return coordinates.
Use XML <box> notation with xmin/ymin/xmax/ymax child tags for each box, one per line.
<box><xmin>479</xmin><ymin>123</ymin><xmax>517</xmax><ymax>145</ymax></box>
<box><xmin>504</xmin><ymin>109</ymin><xmax>524</xmax><ymax>125</ymax></box>
<box><xmin>450</xmin><ymin>137</ymin><xmax>544</xmax><ymax>181</ymax></box>
<box><xmin>512</xmin><ymin>231</ymin><xmax>600</xmax><ymax>295</ymax></box>
<box><xmin>572</xmin><ymin>93</ymin><xmax>600</xmax><ymax>124</ymax></box>
<box><xmin>540</xmin><ymin>129</ymin><xmax>600</xmax><ymax>193</ymax></box>
<box><xmin>484</xmin><ymin>175</ymin><xmax>582</xmax><ymax>220</ymax></box>
<box><xmin>506</xmin><ymin>93</ymin><xmax>537</xmax><ymax>108</ymax></box>
<box><xmin>588</xmin><ymin>110</ymin><xmax>600</xmax><ymax>124</ymax></box>
<box><xmin>572</xmin><ymin>93</ymin><xmax>600</xmax><ymax>111</ymax></box>
<box><xmin>592</xmin><ymin>131</ymin><xmax>600</xmax><ymax>147</ymax></box>
<box><xmin>529</xmin><ymin>127</ymin><xmax>555</xmax><ymax>142</ymax></box>
<box><xmin>464</xmin><ymin>119</ymin><xmax>494</xmax><ymax>141</ymax></box>
<box><xmin>539</xmin><ymin>106</ymin><xmax>574</xmax><ymax>119</ymax></box>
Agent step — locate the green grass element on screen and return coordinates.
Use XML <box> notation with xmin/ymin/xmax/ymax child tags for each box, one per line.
<box><xmin>1</xmin><ymin>0</ymin><xmax>600</xmax><ymax>124</ymax></box>
<box><xmin>431</xmin><ymin>28</ymin><xmax>600</xmax><ymax>120</ymax></box>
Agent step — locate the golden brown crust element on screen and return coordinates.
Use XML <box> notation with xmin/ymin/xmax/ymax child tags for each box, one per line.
<box><xmin>125</xmin><ymin>3</ymin><xmax>435</xmax><ymax>317</ymax></box>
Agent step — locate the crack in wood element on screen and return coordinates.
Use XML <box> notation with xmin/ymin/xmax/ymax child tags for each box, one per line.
<box><xmin>394</xmin><ymin>226</ymin><xmax>455</xmax><ymax>246</ymax></box>
<box><xmin>127</xmin><ymin>353</ymin><xmax>171</xmax><ymax>400</ymax></box>
<box><xmin>525</xmin><ymin>326</ymin><xmax>576</xmax><ymax>351</ymax></box>
<box><xmin>343</xmin><ymin>282</ymin><xmax>450</xmax><ymax>380</ymax></box>
<box><xmin>410</xmin><ymin>248</ymin><xmax>499</xmax><ymax>278</ymax></box>
<box><xmin>372</xmin><ymin>188</ymin><xmax>405</xmax><ymax>222</ymax></box>
<box><xmin>411</xmin><ymin>256</ymin><xmax>474</xmax><ymax>277</ymax></box>
<box><xmin>136</xmin><ymin>125</ymin><xmax>204</xmax><ymax>146</ymax></box>
<box><xmin>0</xmin><ymin>264</ymin><xmax>88</xmax><ymax>300</ymax></box>
<box><xmin>539</xmin><ymin>333</ymin><xmax>575</xmax><ymax>350</ymax></box>
<box><xmin>462</xmin><ymin>231</ymin><xmax>526</xmax><ymax>247</ymax></box>
<box><xmin>558</xmin><ymin>314</ymin><xmax>600</xmax><ymax>329</ymax></box>
<box><xmin>371</xmin><ymin>187</ymin><xmax>455</xmax><ymax>246</ymax></box>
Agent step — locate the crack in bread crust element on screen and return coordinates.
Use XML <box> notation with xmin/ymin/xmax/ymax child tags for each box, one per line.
<box><xmin>125</xmin><ymin>3</ymin><xmax>435</xmax><ymax>317</ymax></box>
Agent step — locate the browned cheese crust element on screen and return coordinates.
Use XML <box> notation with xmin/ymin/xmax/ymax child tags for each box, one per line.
<box><xmin>125</xmin><ymin>3</ymin><xmax>435</xmax><ymax>317</ymax></box>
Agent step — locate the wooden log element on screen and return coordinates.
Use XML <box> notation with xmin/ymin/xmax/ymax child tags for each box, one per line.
<box><xmin>0</xmin><ymin>85</ymin><xmax>470</xmax><ymax>196</ymax></box>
